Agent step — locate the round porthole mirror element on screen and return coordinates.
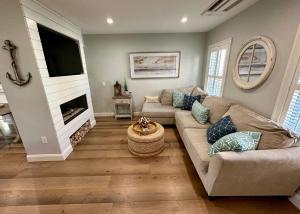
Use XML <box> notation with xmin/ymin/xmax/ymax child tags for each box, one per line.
<box><xmin>233</xmin><ymin>36</ymin><xmax>276</xmax><ymax>89</ymax></box>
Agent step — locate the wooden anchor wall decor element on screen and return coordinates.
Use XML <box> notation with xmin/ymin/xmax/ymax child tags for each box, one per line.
<box><xmin>2</xmin><ymin>40</ymin><xmax>32</xmax><ymax>86</ymax></box>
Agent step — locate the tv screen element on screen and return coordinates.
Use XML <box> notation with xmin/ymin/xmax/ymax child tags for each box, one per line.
<box><xmin>37</xmin><ymin>24</ymin><xmax>84</xmax><ymax>77</ymax></box>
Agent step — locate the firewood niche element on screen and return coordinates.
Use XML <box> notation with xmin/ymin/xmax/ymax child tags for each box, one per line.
<box><xmin>69</xmin><ymin>121</ymin><xmax>91</xmax><ymax>147</ymax></box>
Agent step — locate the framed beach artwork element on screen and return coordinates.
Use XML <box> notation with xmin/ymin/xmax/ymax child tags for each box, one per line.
<box><xmin>129</xmin><ymin>52</ymin><xmax>181</xmax><ymax>79</ymax></box>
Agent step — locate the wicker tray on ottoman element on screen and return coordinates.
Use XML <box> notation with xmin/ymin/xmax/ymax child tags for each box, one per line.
<box><xmin>127</xmin><ymin>122</ymin><xmax>165</xmax><ymax>157</ymax></box>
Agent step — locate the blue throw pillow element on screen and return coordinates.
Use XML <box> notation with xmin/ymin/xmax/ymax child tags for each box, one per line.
<box><xmin>182</xmin><ymin>94</ymin><xmax>201</xmax><ymax>110</ymax></box>
<box><xmin>191</xmin><ymin>100</ymin><xmax>210</xmax><ymax>124</ymax></box>
<box><xmin>207</xmin><ymin>115</ymin><xmax>237</xmax><ymax>144</ymax></box>
<box><xmin>173</xmin><ymin>91</ymin><xmax>186</xmax><ymax>108</ymax></box>
<box><xmin>208</xmin><ymin>131</ymin><xmax>261</xmax><ymax>156</ymax></box>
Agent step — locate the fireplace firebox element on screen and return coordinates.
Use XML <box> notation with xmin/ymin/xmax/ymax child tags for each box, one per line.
<box><xmin>60</xmin><ymin>94</ymin><xmax>88</xmax><ymax>125</ymax></box>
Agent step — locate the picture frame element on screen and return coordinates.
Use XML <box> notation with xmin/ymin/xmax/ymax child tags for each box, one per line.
<box><xmin>129</xmin><ymin>52</ymin><xmax>181</xmax><ymax>79</ymax></box>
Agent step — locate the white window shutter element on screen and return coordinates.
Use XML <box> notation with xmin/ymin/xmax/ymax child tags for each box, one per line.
<box><xmin>205</xmin><ymin>40</ymin><xmax>231</xmax><ymax>97</ymax></box>
<box><xmin>283</xmin><ymin>86</ymin><xmax>300</xmax><ymax>134</ymax></box>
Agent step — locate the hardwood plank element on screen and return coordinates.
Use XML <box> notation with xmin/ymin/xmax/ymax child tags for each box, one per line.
<box><xmin>0</xmin><ymin>153</ymin><xmax>26</xmax><ymax>161</ymax></box>
<box><xmin>75</xmin><ymin>144</ymin><xmax>129</xmax><ymax>150</ymax></box>
<box><xmin>112</xmin><ymin>200</ymin><xmax>183</xmax><ymax>214</ymax></box>
<box><xmin>68</xmin><ymin>147</ymin><xmax>186</xmax><ymax>160</ymax></box>
<box><xmin>112</xmin><ymin>199</ymin><xmax>300</xmax><ymax>214</ymax></box>
<box><xmin>0</xmin><ymin>203</ymin><xmax>113</xmax><ymax>214</ymax></box>
<box><xmin>109</xmin><ymin>174</ymin><xmax>198</xmax><ymax>188</ymax></box>
<box><xmin>0</xmin><ymin>161</ymin><xmax>27</xmax><ymax>179</ymax></box>
<box><xmin>15</xmin><ymin>158</ymin><xmax>152</xmax><ymax>178</ymax></box>
<box><xmin>0</xmin><ymin>147</ymin><xmax>26</xmax><ymax>153</ymax></box>
<box><xmin>0</xmin><ymin>184</ymin><xmax>199</xmax><ymax>206</ymax></box>
<box><xmin>0</xmin><ymin>176</ymin><xmax>110</xmax><ymax>191</ymax></box>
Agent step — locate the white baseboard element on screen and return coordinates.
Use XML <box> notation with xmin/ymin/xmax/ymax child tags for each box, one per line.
<box><xmin>290</xmin><ymin>192</ymin><xmax>300</xmax><ymax>210</ymax></box>
<box><xmin>26</xmin><ymin>144</ymin><xmax>73</xmax><ymax>162</ymax></box>
<box><xmin>94</xmin><ymin>112</ymin><xmax>115</xmax><ymax>117</ymax></box>
<box><xmin>95</xmin><ymin>112</ymin><xmax>142</xmax><ymax>117</ymax></box>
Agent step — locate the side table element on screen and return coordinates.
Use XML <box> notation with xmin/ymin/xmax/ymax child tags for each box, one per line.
<box><xmin>112</xmin><ymin>94</ymin><xmax>133</xmax><ymax>120</ymax></box>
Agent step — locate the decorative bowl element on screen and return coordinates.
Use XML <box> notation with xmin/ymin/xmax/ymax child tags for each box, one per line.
<box><xmin>132</xmin><ymin>121</ymin><xmax>158</xmax><ymax>135</ymax></box>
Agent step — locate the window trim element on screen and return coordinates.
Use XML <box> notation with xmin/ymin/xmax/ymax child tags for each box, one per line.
<box><xmin>204</xmin><ymin>38</ymin><xmax>232</xmax><ymax>97</ymax></box>
<box><xmin>272</xmin><ymin>24</ymin><xmax>300</xmax><ymax>123</ymax></box>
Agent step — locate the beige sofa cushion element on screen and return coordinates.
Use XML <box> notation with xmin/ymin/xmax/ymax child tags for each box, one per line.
<box><xmin>160</xmin><ymin>86</ymin><xmax>195</xmax><ymax>105</ymax></box>
<box><xmin>160</xmin><ymin>89</ymin><xmax>173</xmax><ymax>105</ymax></box>
<box><xmin>182</xmin><ymin>128</ymin><xmax>211</xmax><ymax>171</ymax></box>
<box><xmin>202</xmin><ymin>96</ymin><xmax>233</xmax><ymax>124</ymax></box>
<box><xmin>191</xmin><ymin>87</ymin><xmax>208</xmax><ymax>103</ymax></box>
<box><xmin>142</xmin><ymin>102</ymin><xmax>177</xmax><ymax>118</ymax></box>
<box><xmin>175</xmin><ymin>110</ymin><xmax>211</xmax><ymax>129</ymax></box>
<box><xmin>176</xmin><ymin>86</ymin><xmax>195</xmax><ymax>94</ymax></box>
<box><xmin>224</xmin><ymin>105</ymin><xmax>296</xmax><ymax>150</ymax></box>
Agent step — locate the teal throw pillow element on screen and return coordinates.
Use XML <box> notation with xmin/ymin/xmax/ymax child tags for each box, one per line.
<box><xmin>191</xmin><ymin>100</ymin><xmax>210</xmax><ymax>124</ymax></box>
<box><xmin>173</xmin><ymin>91</ymin><xmax>186</xmax><ymax>108</ymax></box>
<box><xmin>208</xmin><ymin>131</ymin><xmax>261</xmax><ymax>156</ymax></box>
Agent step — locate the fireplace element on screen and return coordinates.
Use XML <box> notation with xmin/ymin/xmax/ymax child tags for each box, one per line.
<box><xmin>60</xmin><ymin>94</ymin><xmax>88</xmax><ymax>125</ymax></box>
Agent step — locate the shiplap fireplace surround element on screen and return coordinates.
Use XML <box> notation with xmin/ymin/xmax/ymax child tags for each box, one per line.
<box><xmin>21</xmin><ymin>0</ymin><xmax>96</xmax><ymax>161</ymax></box>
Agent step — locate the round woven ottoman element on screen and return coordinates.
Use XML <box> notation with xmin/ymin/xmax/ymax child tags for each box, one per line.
<box><xmin>127</xmin><ymin>122</ymin><xmax>165</xmax><ymax>157</ymax></box>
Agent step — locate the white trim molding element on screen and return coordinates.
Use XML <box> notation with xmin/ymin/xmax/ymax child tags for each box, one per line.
<box><xmin>27</xmin><ymin>144</ymin><xmax>73</xmax><ymax>162</ymax></box>
<box><xmin>204</xmin><ymin>37</ymin><xmax>232</xmax><ymax>97</ymax></box>
<box><xmin>94</xmin><ymin>112</ymin><xmax>115</xmax><ymax>117</ymax></box>
<box><xmin>290</xmin><ymin>192</ymin><xmax>300</xmax><ymax>210</ymax></box>
<box><xmin>94</xmin><ymin>112</ymin><xmax>141</xmax><ymax>117</ymax></box>
<box><xmin>272</xmin><ymin>23</ymin><xmax>300</xmax><ymax>122</ymax></box>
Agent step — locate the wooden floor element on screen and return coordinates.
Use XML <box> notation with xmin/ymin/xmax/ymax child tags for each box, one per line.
<box><xmin>0</xmin><ymin>117</ymin><xmax>299</xmax><ymax>214</ymax></box>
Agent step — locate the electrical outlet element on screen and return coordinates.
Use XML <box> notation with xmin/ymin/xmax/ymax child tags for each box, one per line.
<box><xmin>41</xmin><ymin>136</ymin><xmax>48</xmax><ymax>144</ymax></box>
<box><xmin>102</xmin><ymin>81</ymin><xmax>106</xmax><ymax>86</ymax></box>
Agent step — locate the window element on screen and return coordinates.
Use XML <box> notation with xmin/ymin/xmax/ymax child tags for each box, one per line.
<box><xmin>272</xmin><ymin>24</ymin><xmax>300</xmax><ymax>135</ymax></box>
<box><xmin>283</xmin><ymin>77</ymin><xmax>300</xmax><ymax>134</ymax></box>
<box><xmin>205</xmin><ymin>38</ymin><xmax>232</xmax><ymax>97</ymax></box>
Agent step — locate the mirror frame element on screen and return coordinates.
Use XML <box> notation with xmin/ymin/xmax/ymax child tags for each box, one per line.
<box><xmin>233</xmin><ymin>36</ymin><xmax>276</xmax><ymax>90</ymax></box>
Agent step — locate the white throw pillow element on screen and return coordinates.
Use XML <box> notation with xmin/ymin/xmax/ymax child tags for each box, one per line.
<box><xmin>145</xmin><ymin>96</ymin><xmax>160</xmax><ymax>103</ymax></box>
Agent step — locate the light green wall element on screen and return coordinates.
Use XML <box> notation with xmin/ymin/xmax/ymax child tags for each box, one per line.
<box><xmin>84</xmin><ymin>33</ymin><xmax>206</xmax><ymax>113</ymax></box>
<box><xmin>206</xmin><ymin>0</ymin><xmax>300</xmax><ymax>117</ymax></box>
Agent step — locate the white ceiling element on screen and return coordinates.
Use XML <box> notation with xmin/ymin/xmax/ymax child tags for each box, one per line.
<box><xmin>36</xmin><ymin>0</ymin><xmax>259</xmax><ymax>34</ymax></box>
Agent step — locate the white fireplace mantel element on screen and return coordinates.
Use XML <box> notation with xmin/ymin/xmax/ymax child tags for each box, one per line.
<box><xmin>21</xmin><ymin>0</ymin><xmax>96</xmax><ymax>161</ymax></box>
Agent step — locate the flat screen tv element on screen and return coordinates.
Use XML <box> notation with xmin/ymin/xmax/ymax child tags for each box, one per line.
<box><xmin>37</xmin><ymin>24</ymin><xmax>84</xmax><ymax>77</ymax></box>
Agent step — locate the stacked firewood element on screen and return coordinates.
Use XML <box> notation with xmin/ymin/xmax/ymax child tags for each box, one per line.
<box><xmin>70</xmin><ymin>121</ymin><xmax>91</xmax><ymax>147</ymax></box>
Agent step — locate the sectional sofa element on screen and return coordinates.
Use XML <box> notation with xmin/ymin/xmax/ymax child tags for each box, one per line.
<box><xmin>141</xmin><ymin>87</ymin><xmax>300</xmax><ymax>196</ymax></box>
<box><xmin>141</xmin><ymin>86</ymin><xmax>207</xmax><ymax>125</ymax></box>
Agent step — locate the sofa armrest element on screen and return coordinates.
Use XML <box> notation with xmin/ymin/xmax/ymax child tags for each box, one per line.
<box><xmin>205</xmin><ymin>147</ymin><xmax>300</xmax><ymax>196</ymax></box>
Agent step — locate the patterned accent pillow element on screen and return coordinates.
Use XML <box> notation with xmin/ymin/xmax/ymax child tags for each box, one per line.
<box><xmin>172</xmin><ymin>91</ymin><xmax>186</xmax><ymax>108</ymax></box>
<box><xmin>207</xmin><ymin>115</ymin><xmax>237</xmax><ymax>144</ymax></box>
<box><xmin>191</xmin><ymin>101</ymin><xmax>210</xmax><ymax>124</ymax></box>
<box><xmin>191</xmin><ymin>87</ymin><xmax>208</xmax><ymax>103</ymax></box>
<box><xmin>182</xmin><ymin>95</ymin><xmax>201</xmax><ymax>110</ymax></box>
<box><xmin>160</xmin><ymin>89</ymin><xmax>173</xmax><ymax>105</ymax></box>
<box><xmin>208</xmin><ymin>131</ymin><xmax>261</xmax><ymax>156</ymax></box>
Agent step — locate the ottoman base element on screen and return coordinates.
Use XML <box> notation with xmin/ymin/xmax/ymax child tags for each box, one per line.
<box><xmin>127</xmin><ymin>122</ymin><xmax>165</xmax><ymax>157</ymax></box>
<box><xmin>128</xmin><ymin>144</ymin><xmax>165</xmax><ymax>157</ymax></box>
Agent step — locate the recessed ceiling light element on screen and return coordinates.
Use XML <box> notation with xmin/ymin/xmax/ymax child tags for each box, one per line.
<box><xmin>181</xmin><ymin>16</ymin><xmax>188</xmax><ymax>23</ymax></box>
<box><xmin>107</xmin><ymin>17</ymin><xmax>114</xmax><ymax>25</ymax></box>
